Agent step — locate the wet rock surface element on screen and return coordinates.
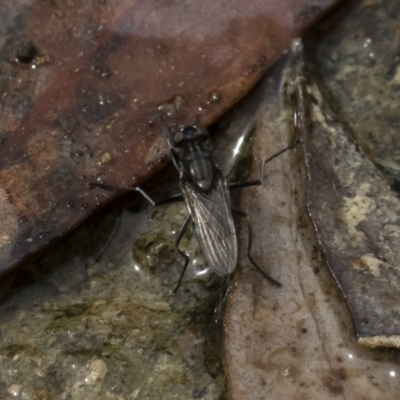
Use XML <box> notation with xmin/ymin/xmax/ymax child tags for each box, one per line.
<box><xmin>0</xmin><ymin>188</ymin><xmax>227</xmax><ymax>399</ymax></box>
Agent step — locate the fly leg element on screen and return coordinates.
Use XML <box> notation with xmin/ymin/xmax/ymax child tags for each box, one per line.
<box><xmin>228</xmin><ymin>141</ymin><xmax>300</xmax><ymax>190</ymax></box>
<box><xmin>88</xmin><ymin>182</ymin><xmax>183</xmax><ymax>206</ymax></box>
<box><xmin>166</xmin><ymin>137</ymin><xmax>180</xmax><ymax>171</ymax></box>
<box><xmin>231</xmin><ymin>207</ymin><xmax>282</xmax><ymax>287</ymax></box>
<box><xmin>173</xmin><ymin>216</ymin><xmax>192</xmax><ymax>294</ymax></box>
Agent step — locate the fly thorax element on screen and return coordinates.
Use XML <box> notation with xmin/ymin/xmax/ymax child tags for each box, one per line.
<box><xmin>188</xmin><ymin>156</ymin><xmax>214</xmax><ymax>190</ymax></box>
<box><xmin>181</xmin><ymin>144</ymin><xmax>215</xmax><ymax>189</ymax></box>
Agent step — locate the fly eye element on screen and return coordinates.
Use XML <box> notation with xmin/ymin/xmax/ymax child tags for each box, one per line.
<box><xmin>173</xmin><ymin>131</ymin><xmax>184</xmax><ymax>145</ymax></box>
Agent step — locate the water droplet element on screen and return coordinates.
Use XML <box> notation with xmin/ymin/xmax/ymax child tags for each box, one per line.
<box><xmin>132</xmin><ymin>174</ymin><xmax>139</xmax><ymax>183</ymax></box>
<box><xmin>283</xmin><ymin>366</ymin><xmax>293</xmax><ymax>378</ymax></box>
<box><xmin>156</xmin><ymin>43</ymin><xmax>169</xmax><ymax>54</ymax></box>
<box><xmin>157</xmin><ymin>102</ymin><xmax>175</xmax><ymax>117</ymax></box>
<box><xmin>360</xmin><ymin>37</ymin><xmax>376</xmax><ymax>66</ymax></box>
<box><xmin>209</xmin><ymin>91</ymin><xmax>221</xmax><ymax>103</ymax></box>
<box><xmin>363</xmin><ymin>37</ymin><xmax>372</xmax><ymax>48</ymax></box>
<box><xmin>157</xmin><ymin>94</ymin><xmax>185</xmax><ymax>116</ymax></box>
<box><xmin>92</xmin><ymin>66</ymin><xmax>111</xmax><ymax>78</ymax></box>
<box><xmin>100</xmin><ymin>68</ymin><xmax>111</xmax><ymax>78</ymax></box>
<box><xmin>157</xmin><ymin>154</ymin><xmax>167</xmax><ymax>163</ymax></box>
<box><xmin>68</xmin><ymin>201</ymin><xmax>75</xmax><ymax>208</ymax></box>
<box><xmin>81</xmin><ymin>203</ymin><xmax>89</xmax><ymax>209</ymax></box>
<box><xmin>95</xmin><ymin>24</ymin><xmax>105</xmax><ymax>38</ymax></box>
<box><xmin>64</xmin><ymin>134</ymin><xmax>75</xmax><ymax>144</ymax></box>
<box><xmin>19</xmin><ymin>216</ymin><xmax>28</xmax><ymax>223</ymax></box>
<box><xmin>99</xmin><ymin>151</ymin><xmax>113</xmax><ymax>165</ymax></box>
<box><xmin>39</xmin><ymin>231</ymin><xmax>51</xmax><ymax>239</ymax></box>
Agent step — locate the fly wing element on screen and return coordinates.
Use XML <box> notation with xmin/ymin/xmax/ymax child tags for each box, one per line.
<box><xmin>181</xmin><ymin>173</ymin><xmax>238</xmax><ymax>275</ymax></box>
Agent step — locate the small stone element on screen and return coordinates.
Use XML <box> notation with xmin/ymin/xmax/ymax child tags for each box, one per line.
<box><xmin>85</xmin><ymin>358</ymin><xmax>108</xmax><ymax>385</ymax></box>
<box><xmin>7</xmin><ymin>384</ymin><xmax>21</xmax><ymax>397</ymax></box>
<box><xmin>99</xmin><ymin>151</ymin><xmax>113</xmax><ymax>165</ymax></box>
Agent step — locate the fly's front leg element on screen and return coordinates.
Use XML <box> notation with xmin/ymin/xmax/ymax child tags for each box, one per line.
<box><xmin>88</xmin><ymin>182</ymin><xmax>183</xmax><ymax>206</ymax></box>
<box><xmin>228</xmin><ymin>141</ymin><xmax>300</xmax><ymax>190</ymax></box>
<box><xmin>173</xmin><ymin>216</ymin><xmax>192</xmax><ymax>294</ymax></box>
<box><xmin>167</xmin><ymin>137</ymin><xmax>180</xmax><ymax>171</ymax></box>
<box><xmin>231</xmin><ymin>207</ymin><xmax>281</xmax><ymax>287</ymax></box>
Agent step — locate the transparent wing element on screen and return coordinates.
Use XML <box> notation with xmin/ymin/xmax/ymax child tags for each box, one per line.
<box><xmin>181</xmin><ymin>173</ymin><xmax>238</xmax><ymax>275</ymax></box>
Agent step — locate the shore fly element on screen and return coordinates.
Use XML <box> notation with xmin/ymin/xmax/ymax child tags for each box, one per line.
<box><xmin>90</xmin><ymin>125</ymin><xmax>297</xmax><ymax>293</ymax></box>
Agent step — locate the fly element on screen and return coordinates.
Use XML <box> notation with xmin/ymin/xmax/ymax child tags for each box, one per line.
<box><xmin>90</xmin><ymin>125</ymin><xmax>298</xmax><ymax>293</ymax></box>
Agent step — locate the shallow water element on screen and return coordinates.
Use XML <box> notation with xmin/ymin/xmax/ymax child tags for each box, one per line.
<box><xmin>0</xmin><ymin>186</ymin><xmax>229</xmax><ymax>399</ymax></box>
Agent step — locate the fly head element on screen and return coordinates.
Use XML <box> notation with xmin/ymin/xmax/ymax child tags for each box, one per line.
<box><xmin>172</xmin><ymin>125</ymin><xmax>209</xmax><ymax>149</ymax></box>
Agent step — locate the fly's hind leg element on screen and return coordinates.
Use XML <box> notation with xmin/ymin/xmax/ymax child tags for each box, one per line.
<box><xmin>88</xmin><ymin>182</ymin><xmax>183</xmax><ymax>205</ymax></box>
<box><xmin>173</xmin><ymin>216</ymin><xmax>192</xmax><ymax>294</ymax></box>
<box><xmin>228</xmin><ymin>141</ymin><xmax>300</xmax><ymax>190</ymax></box>
<box><xmin>231</xmin><ymin>208</ymin><xmax>281</xmax><ymax>287</ymax></box>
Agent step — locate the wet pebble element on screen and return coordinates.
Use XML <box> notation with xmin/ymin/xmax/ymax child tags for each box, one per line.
<box><xmin>85</xmin><ymin>358</ymin><xmax>108</xmax><ymax>385</ymax></box>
